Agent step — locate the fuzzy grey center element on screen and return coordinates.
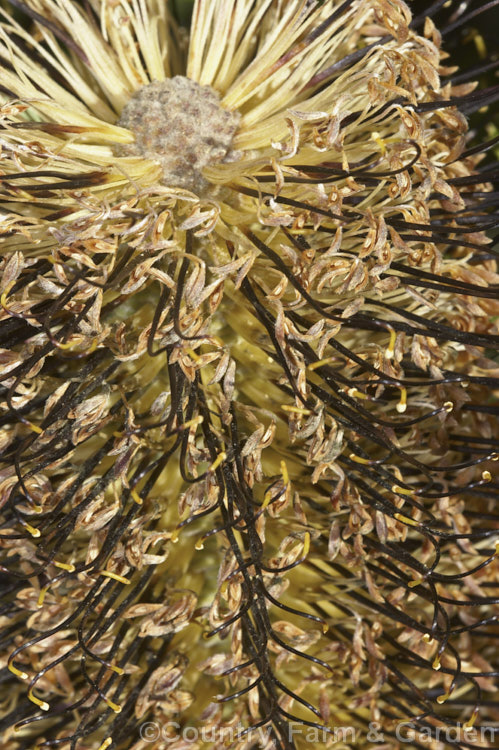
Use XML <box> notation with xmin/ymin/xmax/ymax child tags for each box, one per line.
<box><xmin>116</xmin><ymin>77</ymin><xmax>240</xmax><ymax>194</ymax></box>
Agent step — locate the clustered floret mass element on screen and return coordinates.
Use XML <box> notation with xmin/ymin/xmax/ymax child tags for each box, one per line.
<box><xmin>0</xmin><ymin>1</ymin><xmax>497</xmax><ymax>750</ymax></box>
<box><xmin>117</xmin><ymin>77</ymin><xmax>240</xmax><ymax>194</ymax></box>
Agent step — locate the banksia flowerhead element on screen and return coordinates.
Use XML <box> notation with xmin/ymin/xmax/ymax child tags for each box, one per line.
<box><xmin>1</xmin><ymin>1</ymin><xmax>498</xmax><ymax>748</ymax></box>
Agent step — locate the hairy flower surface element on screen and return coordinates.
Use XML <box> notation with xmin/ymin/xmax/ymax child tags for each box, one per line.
<box><xmin>0</xmin><ymin>1</ymin><xmax>498</xmax><ymax>749</ymax></box>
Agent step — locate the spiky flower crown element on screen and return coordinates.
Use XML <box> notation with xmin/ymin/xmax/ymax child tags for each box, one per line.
<box><xmin>0</xmin><ymin>1</ymin><xmax>498</xmax><ymax>749</ymax></box>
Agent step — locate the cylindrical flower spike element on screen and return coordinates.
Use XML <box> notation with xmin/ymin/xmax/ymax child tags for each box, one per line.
<box><xmin>0</xmin><ymin>1</ymin><xmax>498</xmax><ymax>749</ymax></box>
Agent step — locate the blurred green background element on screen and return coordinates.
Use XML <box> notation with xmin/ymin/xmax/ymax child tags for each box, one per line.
<box><xmin>169</xmin><ymin>0</ymin><xmax>194</xmax><ymax>26</ymax></box>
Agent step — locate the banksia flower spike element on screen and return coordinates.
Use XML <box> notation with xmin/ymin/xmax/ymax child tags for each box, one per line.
<box><xmin>0</xmin><ymin>1</ymin><xmax>498</xmax><ymax>749</ymax></box>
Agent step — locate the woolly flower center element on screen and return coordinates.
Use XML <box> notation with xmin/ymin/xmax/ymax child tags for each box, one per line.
<box><xmin>117</xmin><ymin>76</ymin><xmax>240</xmax><ymax>194</ymax></box>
